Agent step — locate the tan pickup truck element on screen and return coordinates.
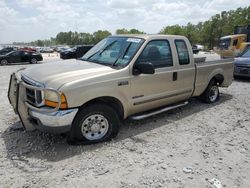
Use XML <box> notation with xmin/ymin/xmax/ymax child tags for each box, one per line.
<box><xmin>8</xmin><ymin>35</ymin><xmax>234</xmax><ymax>144</ymax></box>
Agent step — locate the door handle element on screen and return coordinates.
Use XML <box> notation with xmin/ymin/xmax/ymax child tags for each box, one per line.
<box><xmin>173</xmin><ymin>72</ymin><xmax>177</xmax><ymax>81</ymax></box>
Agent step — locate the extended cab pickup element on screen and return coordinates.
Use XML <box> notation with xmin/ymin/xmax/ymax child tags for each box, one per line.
<box><xmin>8</xmin><ymin>35</ymin><xmax>234</xmax><ymax>144</ymax></box>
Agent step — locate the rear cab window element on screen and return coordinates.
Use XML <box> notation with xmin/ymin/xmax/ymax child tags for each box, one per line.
<box><xmin>136</xmin><ymin>40</ymin><xmax>173</xmax><ymax>68</ymax></box>
<box><xmin>175</xmin><ymin>40</ymin><xmax>190</xmax><ymax>65</ymax></box>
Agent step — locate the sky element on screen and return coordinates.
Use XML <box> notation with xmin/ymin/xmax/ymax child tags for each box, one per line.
<box><xmin>0</xmin><ymin>0</ymin><xmax>249</xmax><ymax>43</ymax></box>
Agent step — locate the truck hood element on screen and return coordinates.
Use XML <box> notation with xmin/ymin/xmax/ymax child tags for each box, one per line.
<box><xmin>21</xmin><ymin>59</ymin><xmax>116</xmax><ymax>89</ymax></box>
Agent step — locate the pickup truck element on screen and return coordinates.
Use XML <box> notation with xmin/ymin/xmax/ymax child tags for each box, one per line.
<box><xmin>8</xmin><ymin>35</ymin><xmax>234</xmax><ymax>144</ymax></box>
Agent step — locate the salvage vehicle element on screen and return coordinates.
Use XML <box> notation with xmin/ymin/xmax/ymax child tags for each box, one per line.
<box><xmin>8</xmin><ymin>35</ymin><xmax>234</xmax><ymax>144</ymax></box>
<box><xmin>60</xmin><ymin>45</ymin><xmax>93</xmax><ymax>59</ymax></box>
<box><xmin>214</xmin><ymin>25</ymin><xmax>250</xmax><ymax>58</ymax></box>
<box><xmin>234</xmin><ymin>46</ymin><xmax>250</xmax><ymax>78</ymax></box>
<box><xmin>0</xmin><ymin>50</ymin><xmax>43</xmax><ymax>65</ymax></box>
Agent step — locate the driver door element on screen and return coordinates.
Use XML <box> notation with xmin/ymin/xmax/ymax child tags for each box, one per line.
<box><xmin>129</xmin><ymin>40</ymin><xmax>188</xmax><ymax>114</ymax></box>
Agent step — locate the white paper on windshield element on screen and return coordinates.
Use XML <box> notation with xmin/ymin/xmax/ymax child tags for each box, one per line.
<box><xmin>127</xmin><ymin>38</ymin><xmax>141</xmax><ymax>43</ymax></box>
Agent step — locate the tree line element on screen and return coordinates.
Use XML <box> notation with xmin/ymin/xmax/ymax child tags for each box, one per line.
<box><xmin>15</xmin><ymin>6</ymin><xmax>250</xmax><ymax>49</ymax></box>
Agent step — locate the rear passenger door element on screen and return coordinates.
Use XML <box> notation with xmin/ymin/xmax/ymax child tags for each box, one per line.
<box><xmin>130</xmin><ymin>39</ymin><xmax>186</xmax><ymax>114</ymax></box>
<box><xmin>174</xmin><ymin>39</ymin><xmax>196</xmax><ymax>97</ymax></box>
<box><xmin>20</xmin><ymin>51</ymin><xmax>30</xmax><ymax>62</ymax></box>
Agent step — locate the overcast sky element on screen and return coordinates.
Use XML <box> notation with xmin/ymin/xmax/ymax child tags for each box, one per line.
<box><xmin>0</xmin><ymin>0</ymin><xmax>249</xmax><ymax>43</ymax></box>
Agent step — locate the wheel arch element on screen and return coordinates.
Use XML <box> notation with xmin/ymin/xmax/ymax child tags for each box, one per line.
<box><xmin>211</xmin><ymin>74</ymin><xmax>224</xmax><ymax>86</ymax></box>
<box><xmin>78</xmin><ymin>96</ymin><xmax>125</xmax><ymax>120</ymax></box>
<box><xmin>202</xmin><ymin>73</ymin><xmax>224</xmax><ymax>94</ymax></box>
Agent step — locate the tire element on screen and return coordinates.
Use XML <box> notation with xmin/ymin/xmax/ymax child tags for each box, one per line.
<box><xmin>68</xmin><ymin>103</ymin><xmax>120</xmax><ymax>145</ymax></box>
<box><xmin>0</xmin><ymin>59</ymin><xmax>8</xmax><ymax>66</ymax></box>
<box><xmin>30</xmin><ymin>58</ymin><xmax>38</xmax><ymax>64</ymax></box>
<box><xmin>199</xmin><ymin>80</ymin><xmax>220</xmax><ymax>103</ymax></box>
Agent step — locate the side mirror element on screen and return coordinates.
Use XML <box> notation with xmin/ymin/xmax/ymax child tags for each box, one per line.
<box><xmin>133</xmin><ymin>62</ymin><xmax>155</xmax><ymax>75</ymax></box>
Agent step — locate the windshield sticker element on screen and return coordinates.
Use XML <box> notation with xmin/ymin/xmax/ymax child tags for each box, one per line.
<box><xmin>127</xmin><ymin>38</ymin><xmax>141</xmax><ymax>43</ymax></box>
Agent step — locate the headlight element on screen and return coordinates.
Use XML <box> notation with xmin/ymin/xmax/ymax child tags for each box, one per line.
<box><xmin>44</xmin><ymin>90</ymin><xmax>68</xmax><ymax>109</ymax></box>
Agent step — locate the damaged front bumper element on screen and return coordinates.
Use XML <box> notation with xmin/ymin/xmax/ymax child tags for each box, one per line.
<box><xmin>8</xmin><ymin>71</ymin><xmax>78</xmax><ymax>134</ymax></box>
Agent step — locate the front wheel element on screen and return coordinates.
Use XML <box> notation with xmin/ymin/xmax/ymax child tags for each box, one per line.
<box><xmin>68</xmin><ymin>104</ymin><xmax>120</xmax><ymax>144</ymax></box>
<box><xmin>0</xmin><ymin>59</ymin><xmax>8</xmax><ymax>66</ymax></box>
<box><xmin>200</xmin><ymin>81</ymin><xmax>219</xmax><ymax>103</ymax></box>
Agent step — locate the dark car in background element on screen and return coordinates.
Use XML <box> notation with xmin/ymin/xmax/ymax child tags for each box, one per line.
<box><xmin>0</xmin><ymin>50</ymin><xmax>43</xmax><ymax>65</ymax></box>
<box><xmin>0</xmin><ymin>47</ymin><xmax>16</xmax><ymax>55</ymax></box>
<box><xmin>60</xmin><ymin>45</ymin><xmax>93</xmax><ymax>59</ymax></box>
<box><xmin>234</xmin><ymin>46</ymin><xmax>250</xmax><ymax>78</ymax></box>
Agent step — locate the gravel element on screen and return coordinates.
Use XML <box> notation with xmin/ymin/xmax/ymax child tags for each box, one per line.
<box><xmin>0</xmin><ymin>56</ymin><xmax>250</xmax><ymax>187</ymax></box>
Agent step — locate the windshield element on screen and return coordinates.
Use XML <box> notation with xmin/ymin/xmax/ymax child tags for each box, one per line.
<box><xmin>219</xmin><ymin>38</ymin><xmax>231</xmax><ymax>50</ymax></box>
<box><xmin>82</xmin><ymin>37</ymin><xmax>144</xmax><ymax>68</ymax></box>
<box><xmin>241</xmin><ymin>47</ymin><xmax>250</xmax><ymax>58</ymax></box>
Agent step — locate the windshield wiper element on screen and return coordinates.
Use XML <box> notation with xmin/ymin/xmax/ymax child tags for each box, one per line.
<box><xmin>112</xmin><ymin>42</ymin><xmax>132</xmax><ymax>67</ymax></box>
<box><xmin>99</xmin><ymin>40</ymin><xmax>117</xmax><ymax>56</ymax></box>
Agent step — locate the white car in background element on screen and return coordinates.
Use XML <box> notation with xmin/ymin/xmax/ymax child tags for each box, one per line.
<box><xmin>40</xmin><ymin>47</ymin><xmax>54</xmax><ymax>53</ymax></box>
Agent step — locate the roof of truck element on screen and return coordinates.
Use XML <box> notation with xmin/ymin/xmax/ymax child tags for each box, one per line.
<box><xmin>111</xmin><ymin>34</ymin><xmax>187</xmax><ymax>40</ymax></box>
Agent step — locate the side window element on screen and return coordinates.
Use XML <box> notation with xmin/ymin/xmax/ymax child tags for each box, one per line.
<box><xmin>137</xmin><ymin>40</ymin><xmax>173</xmax><ymax>68</ymax></box>
<box><xmin>12</xmin><ymin>51</ymin><xmax>21</xmax><ymax>56</ymax></box>
<box><xmin>233</xmin><ymin>39</ymin><xmax>238</xmax><ymax>46</ymax></box>
<box><xmin>175</xmin><ymin>40</ymin><xmax>190</xmax><ymax>65</ymax></box>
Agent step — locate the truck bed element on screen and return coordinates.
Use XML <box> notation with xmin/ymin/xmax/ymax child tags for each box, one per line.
<box><xmin>193</xmin><ymin>58</ymin><xmax>234</xmax><ymax>97</ymax></box>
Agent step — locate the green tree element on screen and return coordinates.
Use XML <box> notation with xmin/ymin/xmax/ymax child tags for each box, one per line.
<box><xmin>92</xmin><ymin>30</ymin><xmax>111</xmax><ymax>44</ymax></box>
<box><xmin>116</xmin><ymin>28</ymin><xmax>145</xmax><ymax>34</ymax></box>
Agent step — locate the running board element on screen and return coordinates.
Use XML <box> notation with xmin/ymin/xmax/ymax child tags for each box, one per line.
<box><xmin>130</xmin><ymin>101</ymin><xmax>189</xmax><ymax>120</ymax></box>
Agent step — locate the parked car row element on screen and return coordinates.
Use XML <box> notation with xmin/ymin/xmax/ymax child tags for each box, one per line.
<box><xmin>38</xmin><ymin>47</ymin><xmax>54</xmax><ymax>53</ymax></box>
<box><xmin>60</xmin><ymin>45</ymin><xmax>93</xmax><ymax>59</ymax></box>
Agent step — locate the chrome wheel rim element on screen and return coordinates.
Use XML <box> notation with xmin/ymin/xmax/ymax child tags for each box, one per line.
<box><xmin>81</xmin><ymin>114</ymin><xmax>109</xmax><ymax>140</ymax></box>
<box><xmin>31</xmin><ymin>58</ymin><xmax>37</xmax><ymax>64</ymax></box>
<box><xmin>209</xmin><ymin>86</ymin><xmax>219</xmax><ymax>102</ymax></box>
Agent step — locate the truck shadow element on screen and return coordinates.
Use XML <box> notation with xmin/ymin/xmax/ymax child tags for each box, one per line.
<box><xmin>1</xmin><ymin>93</ymin><xmax>232</xmax><ymax>172</ymax></box>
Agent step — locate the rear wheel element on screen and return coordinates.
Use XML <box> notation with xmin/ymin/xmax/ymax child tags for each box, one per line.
<box><xmin>68</xmin><ymin>103</ymin><xmax>120</xmax><ymax>144</ymax></box>
<box><xmin>0</xmin><ymin>59</ymin><xmax>8</xmax><ymax>66</ymax></box>
<box><xmin>200</xmin><ymin>80</ymin><xmax>219</xmax><ymax>103</ymax></box>
<box><xmin>30</xmin><ymin>58</ymin><xmax>38</xmax><ymax>64</ymax></box>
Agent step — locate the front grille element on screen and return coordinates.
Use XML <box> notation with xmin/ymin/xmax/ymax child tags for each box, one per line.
<box><xmin>26</xmin><ymin>88</ymin><xmax>36</xmax><ymax>104</ymax></box>
<box><xmin>21</xmin><ymin>75</ymin><xmax>44</xmax><ymax>106</ymax></box>
<box><xmin>26</xmin><ymin>88</ymin><xmax>43</xmax><ymax>105</ymax></box>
